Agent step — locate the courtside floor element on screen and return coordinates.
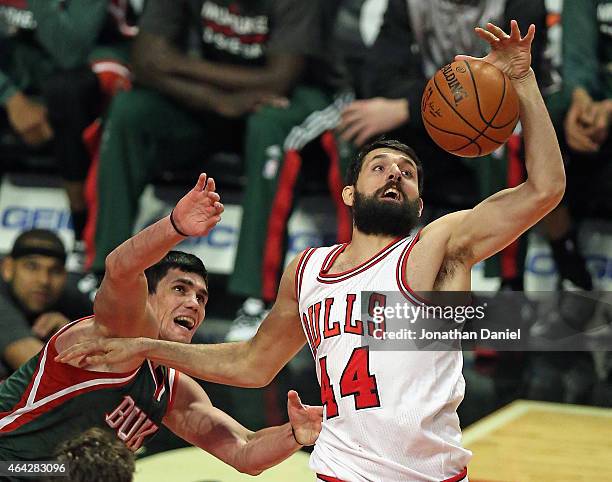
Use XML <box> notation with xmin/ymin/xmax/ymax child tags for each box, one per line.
<box><xmin>463</xmin><ymin>400</ymin><xmax>612</xmax><ymax>482</ymax></box>
<box><xmin>135</xmin><ymin>447</ymin><xmax>312</xmax><ymax>481</ymax></box>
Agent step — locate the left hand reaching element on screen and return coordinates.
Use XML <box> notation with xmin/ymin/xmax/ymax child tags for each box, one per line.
<box><xmin>455</xmin><ymin>20</ymin><xmax>535</xmax><ymax>81</ymax></box>
<box><xmin>54</xmin><ymin>337</ymin><xmax>146</xmax><ymax>368</ymax></box>
<box><xmin>171</xmin><ymin>173</ymin><xmax>224</xmax><ymax>237</ymax></box>
<box><xmin>287</xmin><ymin>390</ymin><xmax>323</xmax><ymax>446</ymax></box>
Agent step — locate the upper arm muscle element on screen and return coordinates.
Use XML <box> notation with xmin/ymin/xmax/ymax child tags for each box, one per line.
<box><xmin>93</xmin><ymin>269</ymin><xmax>157</xmax><ymax>339</ymax></box>
<box><xmin>447</xmin><ymin>182</ymin><xmax>558</xmax><ymax>266</ymax></box>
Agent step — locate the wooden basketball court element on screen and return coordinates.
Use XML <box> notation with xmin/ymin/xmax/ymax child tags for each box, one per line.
<box><xmin>135</xmin><ymin>447</ymin><xmax>313</xmax><ymax>481</ymax></box>
<box><xmin>463</xmin><ymin>400</ymin><xmax>612</xmax><ymax>482</ymax></box>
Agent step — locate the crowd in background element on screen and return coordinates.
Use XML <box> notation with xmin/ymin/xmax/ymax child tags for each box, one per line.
<box><xmin>0</xmin><ymin>0</ymin><xmax>610</xmax><ymax>460</ymax></box>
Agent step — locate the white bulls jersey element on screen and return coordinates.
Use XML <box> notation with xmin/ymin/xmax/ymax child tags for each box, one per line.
<box><xmin>296</xmin><ymin>233</ymin><xmax>471</xmax><ymax>482</ymax></box>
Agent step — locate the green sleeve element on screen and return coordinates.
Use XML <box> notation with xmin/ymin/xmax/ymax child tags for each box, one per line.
<box><xmin>27</xmin><ymin>0</ymin><xmax>108</xmax><ymax>70</ymax></box>
<box><xmin>0</xmin><ymin>70</ymin><xmax>18</xmax><ymax>107</ymax></box>
<box><xmin>562</xmin><ymin>0</ymin><xmax>601</xmax><ymax>98</ymax></box>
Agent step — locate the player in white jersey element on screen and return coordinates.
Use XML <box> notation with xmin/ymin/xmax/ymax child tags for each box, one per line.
<box><xmin>294</xmin><ymin>227</ymin><xmax>472</xmax><ymax>481</ymax></box>
<box><xmin>58</xmin><ymin>21</ymin><xmax>565</xmax><ymax>482</ymax></box>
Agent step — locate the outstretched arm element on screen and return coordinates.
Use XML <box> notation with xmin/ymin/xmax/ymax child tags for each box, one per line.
<box><xmin>444</xmin><ymin>21</ymin><xmax>565</xmax><ymax>266</ymax></box>
<box><xmin>57</xmin><ymin>253</ymin><xmax>306</xmax><ymax>387</ymax></box>
<box><xmin>163</xmin><ymin>376</ymin><xmax>321</xmax><ymax>475</ymax></box>
<box><xmin>94</xmin><ymin>174</ymin><xmax>223</xmax><ymax>338</ymax></box>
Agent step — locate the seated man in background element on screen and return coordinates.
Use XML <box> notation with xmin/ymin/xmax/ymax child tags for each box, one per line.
<box><xmin>542</xmin><ymin>0</ymin><xmax>611</xmax><ymax>293</ymax></box>
<box><xmin>225</xmin><ymin>0</ymin><xmax>354</xmax><ymax>332</ymax></box>
<box><xmin>526</xmin><ymin>0</ymin><xmax>612</xmax><ymax>405</ymax></box>
<box><xmin>0</xmin><ymin>175</ymin><xmax>321</xmax><ymax>475</ymax></box>
<box><xmin>0</xmin><ymin>0</ymin><xmax>139</xmax><ymax>255</ymax></box>
<box><xmin>0</xmin><ymin>229</ymin><xmax>91</xmax><ymax>381</ymax></box>
<box><xmin>88</xmin><ymin>0</ymin><xmax>330</xmax><ymax>283</ymax></box>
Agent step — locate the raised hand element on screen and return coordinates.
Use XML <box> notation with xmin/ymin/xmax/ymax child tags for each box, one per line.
<box><xmin>456</xmin><ymin>20</ymin><xmax>535</xmax><ymax>81</ymax></box>
<box><xmin>287</xmin><ymin>390</ymin><xmax>323</xmax><ymax>446</ymax></box>
<box><xmin>171</xmin><ymin>173</ymin><xmax>224</xmax><ymax>237</ymax></box>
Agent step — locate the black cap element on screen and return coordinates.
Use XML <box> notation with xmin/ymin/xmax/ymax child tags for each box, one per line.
<box><xmin>9</xmin><ymin>229</ymin><xmax>67</xmax><ymax>264</ymax></box>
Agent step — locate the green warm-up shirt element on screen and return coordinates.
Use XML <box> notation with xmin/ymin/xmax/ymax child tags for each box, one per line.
<box><xmin>0</xmin><ymin>0</ymin><xmax>111</xmax><ymax>106</ymax></box>
<box><xmin>562</xmin><ymin>0</ymin><xmax>612</xmax><ymax>102</ymax></box>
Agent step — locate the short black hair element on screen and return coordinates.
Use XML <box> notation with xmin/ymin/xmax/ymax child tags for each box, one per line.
<box><xmin>346</xmin><ymin>138</ymin><xmax>424</xmax><ymax>195</ymax></box>
<box><xmin>144</xmin><ymin>251</ymin><xmax>208</xmax><ymax>294</ymax></box>
<box><xmin>54</xmin><ymin>427</ymin><xmax>134</xmax><ymax>482</ymax></box>
<box><xmin>10</xmin><ymin>229</ymin><xmax>66</xmax><ymax>264</ymax></box>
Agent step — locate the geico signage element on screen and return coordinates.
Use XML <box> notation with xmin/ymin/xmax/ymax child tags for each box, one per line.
<box><xmin>178</xmin><ymin>225</ymin><xmax>236</xmax><ymax>249</ymax></box>
<box><xmin>527</xmin><ymin>252</ymin><xmax>611</xmax><ymax>281</ymax></box>
<box><xmin>2</xmin><ymin>206</ymin><xmax>72</xmax><ymax>230</ymax></box>
<box><xmin>175</xmin><ymin>226</ymin><xmax>337</xmax><ymax>253</ymax></box>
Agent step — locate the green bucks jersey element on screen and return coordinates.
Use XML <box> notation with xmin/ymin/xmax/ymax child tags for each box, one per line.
<box><xmin>0</xmin><ymin>317</ymin><xmax>179</xmax><ymax>461</ymax></box>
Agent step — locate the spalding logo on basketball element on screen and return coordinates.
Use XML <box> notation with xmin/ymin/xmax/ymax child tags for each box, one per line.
<box><xmin>421</xmin><ymin>59</ymin><xmax>519</xmax><ymax>157</ymax></box>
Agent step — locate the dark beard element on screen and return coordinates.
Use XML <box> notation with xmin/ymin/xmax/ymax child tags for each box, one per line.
<box><xmin>353</xmin><ymin>186</ymin><xmax>420</xmax><ymax>237</ymax></box>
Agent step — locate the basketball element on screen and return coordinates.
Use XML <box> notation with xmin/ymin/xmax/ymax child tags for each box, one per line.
<box><xmin>421</xmin><ymin>59</ymin><xmax>519</xmax><ymax>157</ymax></box>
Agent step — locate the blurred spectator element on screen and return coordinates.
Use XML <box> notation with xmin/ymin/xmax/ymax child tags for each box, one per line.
<box><xmin>330</xmin><ymin>0</ymin><xmax>389</xmax><ymax>97</ymax></box>
<box><xmin>541</xmin><ymin>0</ymin><xmax>612</xmax><ymax>293</ymax></box>
<box><xmin>0</xmin><ymin>229</ymin><xmax>91</xmax><ymax>380</ymax></box>
<box><xmin>525</xmin><ymin>0</ymin><xmax>611</xmax><ymax>405</ymax></box>
<box><xmin>88</xmin><ymin>0</ymin><xmax>348</xmax><ymax>313</ymax></box>
<box><xmin>0</xmin><ymin>0</ymin><xmax>139</xmax><ymax>259</ymax></box>
<box><xmin>53</xmin><ymin>427</ymin><xmax>135</xmax><ymax>482</ymax></box>
<box><xmin>562</xmin><ymin>0</ymin><xmax>611</xmax><ymax>159</ymax></box>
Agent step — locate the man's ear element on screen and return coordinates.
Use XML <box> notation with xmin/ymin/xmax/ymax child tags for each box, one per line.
<box><xmin>1</xmin><ymin>257</ymin><xmax>14</xmax><ymax>282</ymax></box>
<box><xmin>418</xmin><ymin>198</ymin><xmax>424</xmax><ymax>217</ymax></box>
<box><xmin>342</xmin><ymin>185</ymin><xmax>354</xmax><ymax>207</ymax></box>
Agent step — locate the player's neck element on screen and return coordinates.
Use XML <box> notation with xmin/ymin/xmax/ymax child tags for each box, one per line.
<box><xmin>346</xmin><ymin>229</ymin><xmax>398</xmax><ymax>258</ymax></box>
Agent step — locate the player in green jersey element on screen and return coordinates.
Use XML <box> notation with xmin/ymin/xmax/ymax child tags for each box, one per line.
<box><xmin>0</xmin><ymin>173</ymin><xmax>321</xmax><ymax>477</ymax></box>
